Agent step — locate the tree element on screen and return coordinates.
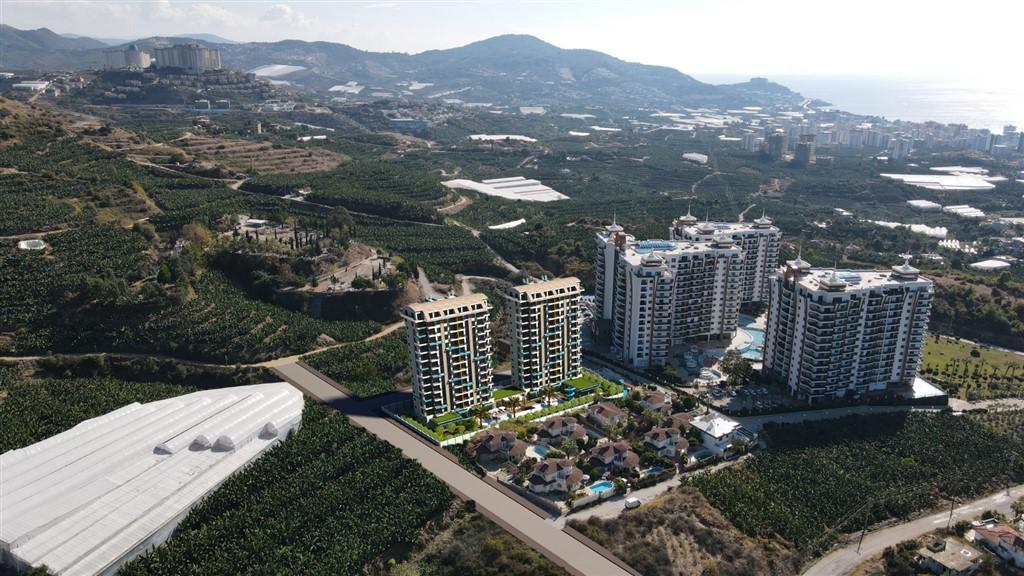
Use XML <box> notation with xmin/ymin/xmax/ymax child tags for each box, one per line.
<box><xmin>470</xmin><ymin>404</ymin><xmax>489</xmax><ymax>428</ymax></box>
<box><xmin>540</xmin><ymin>385</ymin><xmax>556</xmax><ymax>405</ymax></box>
<box><xmin>326</xmin><ymin>206</ymin><xmax>353</xmax><ymax>241</ymax></box>
<box><xmin>720</xmin><ymin>350</ymin><xmax>753</xmax><ymax>387</ymax></box>
<box><xmin>1013</xmin><ymin>496</ymin><xmax>1024</xmax><ymax>517</ymax></box>
<box><xmin>505</xmin><ymin>396</ymin><xmax>522</xmax><ymax>419</ymax></box>
<box><xmin>351</xmin><ymin>276</ymin><xmax>375</xmax><ymax>290</ymax></box>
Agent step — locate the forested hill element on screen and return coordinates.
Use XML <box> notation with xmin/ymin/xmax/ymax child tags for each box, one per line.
<box><xmin>0</xmin><ymin>26</ymin><xmax>805</xmax><ymax>110</ymax></box>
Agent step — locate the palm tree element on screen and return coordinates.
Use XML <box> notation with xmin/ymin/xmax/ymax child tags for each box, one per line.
<box><xmin>471</xmin><ymin>404</ymin><xmax>489</xmax><ymax>428</ymax></box>
<box><xmin>505</xmin><ymin>396</ymin><xmax>522</xmax><ymax>419</ymax></box>
<box><xmin>541</xmin><ymin>385</ymin><xmax>556</xmax><ymax>405</ymax></box>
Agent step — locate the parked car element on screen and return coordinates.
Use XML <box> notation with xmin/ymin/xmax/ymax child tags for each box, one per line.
<box><xmin>624</xmin><ymin>497</ymin><xmax>641</xmax><ymax>510</ymax></box>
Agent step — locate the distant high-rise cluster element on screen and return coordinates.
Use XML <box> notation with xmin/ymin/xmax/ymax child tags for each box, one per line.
<box><xmin>595</xmin><ymin>212</ymin><xmax>780</xmax><ymax>369</ymax></box>
<box><xmin>152</xmin><ymin>44</ymin><xmax>222</xmax><ymax>73</ymax></box>
<box><xmin>763</xmin><ymin>257</ymin><xmax>933</xmax><ymax>403</ymax></box>
<box><xmin>102</xmin><ymin>44</ymin><xmax>151</xmax><ymax>69</ymax></box>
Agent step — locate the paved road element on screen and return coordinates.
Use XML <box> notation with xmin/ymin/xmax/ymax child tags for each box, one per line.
<box><xmin>803</xmin><ymin>485</ymin><xmax>1024</xmax><ymax>576</ymax></box>
<box><xmin>273</xmin><ymin>362</ymin><xmax>633</xmax><ymax>576</ymax></box>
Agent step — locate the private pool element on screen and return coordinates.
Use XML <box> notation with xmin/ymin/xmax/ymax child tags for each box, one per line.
<box><xmin>588</xmin><ymin>480</ymin><xmax>615</xmax><ymax>494</ymax></box>
<box><xmin>642</xmin><ymin>466</ymin><xmax>664</xmax><ymax>478</ymax></box>
<box><xmin>529</xmin><ymin>444</ymin><xmax>551</xmax><ymax>459</ymax></box>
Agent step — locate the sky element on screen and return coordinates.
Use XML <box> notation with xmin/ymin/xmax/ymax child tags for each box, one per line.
<box><xmin>3</xmin><ymin>0</ymin><xmax>1023</xmax><ymax>81</ymax></box>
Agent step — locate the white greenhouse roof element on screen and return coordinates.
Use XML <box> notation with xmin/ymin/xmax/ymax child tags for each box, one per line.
<box><xmin>443</xmin><ymin>176</ymin><xmax>569</xmax><ymax>202</ymax></box>
<box><xmin>881</xmin><ymin>173</ymin><xmax>996</xmax><ymax>191</ymax></box>
<box><xmin>0</xmin><ymin>382</ymin><xmax>303</xmax><ymax>576</ymax></box>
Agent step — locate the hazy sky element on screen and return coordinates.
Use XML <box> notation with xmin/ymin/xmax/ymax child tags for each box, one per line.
<box><xmin>4</xmin><ymin>0</ymin><xmax>1022</xmax><ymax>80</ymax></box>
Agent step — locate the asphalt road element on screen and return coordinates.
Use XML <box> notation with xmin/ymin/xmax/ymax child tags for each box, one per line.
<box><xmin>273</xmin><ymin>362</ymin><xmax>633</xmax><ymax>576</ymax></box>
<box><xmin>803</xmin><ymin>485</ymin><xmax>1024</xmax><ymax>576</ymax></box>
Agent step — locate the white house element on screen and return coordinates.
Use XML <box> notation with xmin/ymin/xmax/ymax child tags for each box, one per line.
<box><xmin>526</xmin><ymin>459</ymin><xmax>584</xmax><ymax>494</ymax></box>
<box><xmin>643</xmin><ymin>427</ymin><xmax>689</xmax><ymax>459</ymax></box>
<box><xmin>973</xmin><ymin>524</ymin><xmax>1024</xmax><ymax>568</ymax></box>
<box><xmin>587</xmin><ymin>402</ymin><xmax>625</xmax><ymax>428</ymax></box>
<box><xmin>689</xmin><ymin>412</ymin><xmax>756</xmax><ymax>456</ymax></box>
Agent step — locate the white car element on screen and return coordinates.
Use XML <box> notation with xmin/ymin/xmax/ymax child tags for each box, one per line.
<box><xmin>624</xmin><ymin>497</ymin><xmax>641</xmax><ymax>510</ymax></box>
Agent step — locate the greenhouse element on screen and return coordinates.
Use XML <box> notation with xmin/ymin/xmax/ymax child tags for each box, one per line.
<box><xmin>0</xmin><ymin>382</ymin><xmax>303</xmax><ymax>576</ymax></box>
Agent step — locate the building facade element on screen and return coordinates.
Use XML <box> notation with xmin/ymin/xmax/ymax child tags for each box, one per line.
<box><xmin>402</xmin><ymin>294</ymin><xmax>493</xmax><ymax>422</ymax></box>
<box><xmin>763</xmin><ymin>258</ymin><xmax>933</xmax><ymax>403</ymax></box>
<box><xmin>152</xmin><ymin>44</ymin><xmax>222</xmax><ymax>73</ymax></box>
<box><xmin>505</xmin><ymin>277</ymin><xmax>583</xmax><ymax>392</ymax></box>
<box><xmin>669</xmin><ymin>212</ymin><xmax>781</xmax><ymax>303</ymax></box>
<box><xmin>611</xmin><ymin>235</ymin><xmax>743</xmax><ymax>368</ymax></box>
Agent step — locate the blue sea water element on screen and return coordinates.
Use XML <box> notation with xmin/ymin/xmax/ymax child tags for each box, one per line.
<box><xmin>698</xmin><ymin>74</ymin><xmax>1024</xmax><ymax>132</ymax></box>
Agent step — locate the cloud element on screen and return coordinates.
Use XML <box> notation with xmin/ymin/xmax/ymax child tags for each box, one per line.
<box><xmin>260</xmin><ymin>4</ymin><xmax>311</xmax><ymax>27</ymax></box>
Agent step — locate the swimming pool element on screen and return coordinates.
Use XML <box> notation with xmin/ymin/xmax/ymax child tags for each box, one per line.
<box><xmin>588</xmin><ymin>480</ymin><xmax>615</xmax><ymax>493</ymax></box>
<box><xmin>736</xmin><ymin>315</ymin><xmax>765</xmax><ymax>361</ymax></box>
<box><xmin>642</xmin><ymin>466</ymin><xmax>664</xmax><ymax>477</ymax></box>
<box><xmin>531</xmin><ymin>444</ymin><xmax>550</xmax><ymax>458</ymax></box>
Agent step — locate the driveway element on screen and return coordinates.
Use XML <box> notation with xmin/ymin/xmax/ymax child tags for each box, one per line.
<box><xmin>273</xmin><ymin>362</ymin><xmax>634</xmax><ymax>576</ymax></box>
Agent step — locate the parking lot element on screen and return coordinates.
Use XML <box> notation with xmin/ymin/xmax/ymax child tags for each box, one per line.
<box><xmin>704</xmin><ymin>383</ymin><xmax>798</xmax><ymax>413</ymax></box>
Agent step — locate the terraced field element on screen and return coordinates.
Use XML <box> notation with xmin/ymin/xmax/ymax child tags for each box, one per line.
<box><xmin>175</xmin><ymin>136</ymin><xmax>347</xmax><ymax>174</ymax></box>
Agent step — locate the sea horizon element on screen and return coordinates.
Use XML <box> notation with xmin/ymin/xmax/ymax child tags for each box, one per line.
<box><xmin>696</xmin><ymin>73</ymin><xmax>1024</xmax><ymax>132</ymax></box>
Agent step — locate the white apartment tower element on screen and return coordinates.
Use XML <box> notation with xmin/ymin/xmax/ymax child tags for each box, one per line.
<box><xmin>153</xmin><ymin>44</ymin><xmax>222</xmax><ymax>73</ymax></box>
<box><xmin>612</xmin><ymin>235</ymin><xmax>744</xmax><ymax>368</ymax></box>
<box><xmin>763</xmin><ymin>258</ymin><xmax>933</xmax><ymax>403</ymax></box>
<box><xmin>402</xmin><ymin>294</ymin><xmax>493</xmax><ymax>422</ymax></box>
<box><xmin>505</xmin><ymin>277</ymin><xmax>584</xmax><ymax>392</ymax></box>
<box><xmin>669</xmin><ymin>210</ymin><xmax>781</xmax><ymax>303</ymax></box>
<box><xmin>594</xmin><ymin>221</ymin><xmax>635</xmax><ymax>321</ymax></box>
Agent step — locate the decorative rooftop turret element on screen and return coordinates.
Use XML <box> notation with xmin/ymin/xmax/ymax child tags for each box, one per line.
<box><xmin>817</xmin><ymin>269</ymin><xmax>848</xmax><ymax>292</ymax></box>
<box><xmin>890</xmin><ymin>257</ymin><xmax>921</xmax><ymax>280</ymax></box>
<box><xmin>786</xmin><ymin>246</ymin><xmax>812</xmax><ymax>274</ymax></box>
<box><xmin>675</xmin><ymin>202</ymin><xmax>698</xmax><ymax>227</ymax></box>
<box><xmin>753</xmin><ymin>208</ymin><xmax>773</xmax><ymax>228</ymax></box>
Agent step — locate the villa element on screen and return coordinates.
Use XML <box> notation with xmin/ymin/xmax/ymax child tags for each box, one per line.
<box><xmin>639</xmin><ymin>390</ymin><xmax>671</xmax><ymax>413</ymax></box>
<box><xmin>690</xmin><ymin>412</ymin><xmax>756</xmax><ymax>456</ymax></box>
<box><xmin>666</xmin><ymin>411</ymin><xmax>693</xmax><ymax>430</ymax></box>
<box><xmin>536</xmin><ymin>416</ymin><xmax>587</xmax><ymax>444</ymax></box>
<box><xmin>973</xmin><ymin>524</ymin><xmax>1024</xmax><ymax>568</ymax></box>
<box><xmin>527</xmin><ymin>459</ymin><xmax>584</xmax><ymax>494</ymax></box>
<box><xmin>643</xmin><ymin>427</ymin><xmax>689</xmax><ymax>459</ymax></box>
<box><xmin>466</xmin><ymin>429</ymin><xmax>527</xmax><ymax>463</ymax></box>
<box><xmin>588</xmin><ymin>440</ymin><xmax>640</xmax><ymax>473</ymax></box>
<box><xmin>587</xmin><ymin>402</ymin><xmax>625</xmax><ymax>429</ymax></box>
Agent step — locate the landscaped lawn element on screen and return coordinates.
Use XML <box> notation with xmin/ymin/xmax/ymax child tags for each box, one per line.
<box><xmin>920</xmin><ymin>335</ymin><xmax>1024</xmax><ymax>400</ymax></box>
<box><xmin>494</xmin><ymin>387</ymin><xmax>524</xmax><ymax>401</ymax></box>
<box><xmin>566</xmin><ymin>370</ymin><xmax>622</xmax><ymax>396</ymax></box>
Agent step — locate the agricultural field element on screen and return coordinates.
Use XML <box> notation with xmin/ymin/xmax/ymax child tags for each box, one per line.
<box><xmin>99</xmin><ymin>271</ymin><xmax>379</xmax><ymax>363</ymax></box>
<box><xmin>242</xmin><ymin>161</ymin><xmax>446</xmax><ymax>223</ymax></box>
<box><xmin>920</xmin><ymin>336</ymin><xmax>1024</xmax><ymax>400</ymax></box>
<box><xmin>386</xmin><ymin>506</ymin><xmax>568</xmax><ymax>576</ymax></box>
<box><xmin>0</xmin><ymin>367</ymin><xmax>194</xmax><ymax>453</ymax></box>
<box><xmin>352</xmin><ymin>214</ymin><xmax>508</xmax><ymax>282</ymax></box>
<box><xmin>569</xmin><ymin>487</ymin><xmax>798</xmax><ymax>576</ymax></box>
<box><xmin>119</xmin><ymin>403</ymin><xmax>455</xmax><ymax>576</ymax></box>
<box><xmin>968</xmin><ymin>409</ymin><xmax>1024</xmax><ymax>444</ymax></box>
<box><xmin>688</xmin><ymin>412</ymin><xmax>1024</xmax><ymax>560</ymax></box>
<box><xmin>303</xmin><ymin>330</ymin><xmax>409</xmax><ymax>397</ymax></box>
<box><xmin>174</xmin><ymin>135</ymin><xmax>347</xmax><ymax>174</ymax></box>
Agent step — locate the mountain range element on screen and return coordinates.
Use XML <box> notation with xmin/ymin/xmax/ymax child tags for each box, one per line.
<box><xmin>0</xmin><ymin>25</ymin><xmax>803</xmax><ymax>109</ymax></box>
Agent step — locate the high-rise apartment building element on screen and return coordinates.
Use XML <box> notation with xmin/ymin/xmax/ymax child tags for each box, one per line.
<box><xmin>669</xmin><ymin>211</ymin><xmax>781</xmax><ymax>303</ymax></box>
<box><xmin>793</xmin><ymin>134</ymin><xmax>816</xmax><ymax>165</ymax></box>
<box><xmin>611</xmin><ymin>235</ymin><xmax>744</xmax><ymax>368</ymax></box>
<box><xmin>505</xmin><ymin>277</ymin><xmax>583</xmax><ymax>392</ymax></box>
<box><xmin>594</xmin><ymin>221</ymin><xmax>635</xmax><ymax>321</ymax></box>
<box><xmin>765</xmin><ymin>131</ymin><xmax>788</xmax><ymax>160</ymax></box>
<box><xmin>153</xmin><ymin>44</ymin><xmax>222</xmax><ymax>73</ymax></box>
<box><xmin>402</xmin><ymin>294</ymin><xmax>493</xmax><ymax>422</ymax></box>
<box><xmin>891</xmin><ymin>137</ymin><xmax>913</xmax><ymax>160</ymax></box>
<box><xmin>763</xmin><ymin>257</ymin><xmax>933</xmax><ymax>403</ymax></box>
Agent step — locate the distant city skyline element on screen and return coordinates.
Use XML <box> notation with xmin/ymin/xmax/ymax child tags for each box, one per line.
<box><xmin>4</xmin><ymin>0</ymin><xmax>1022</xmax><ymax>83</ymax></box>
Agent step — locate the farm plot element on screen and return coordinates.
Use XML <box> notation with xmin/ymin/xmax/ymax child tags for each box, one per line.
<box><xmin>688</xmin><ymin>412</ymin><xmax>1024</xmax><ymax>559</ymax></box>
<box><xmin>175</xmin><ymin>136</ymin><xmax>347</xmax><ymax>174</ymax></box>
<box><xmin>303</xmin><ymin>331</ymin><xmax>409</xmax><ymax>397</ymax></box>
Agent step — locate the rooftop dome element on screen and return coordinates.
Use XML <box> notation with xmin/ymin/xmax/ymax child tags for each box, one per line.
<box><xmin>891</xmin><ymin>257</ymin><xmax>921</xmax><ymax>279</ymax></box>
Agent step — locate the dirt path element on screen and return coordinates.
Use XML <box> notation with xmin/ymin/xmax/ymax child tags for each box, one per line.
<box><xmin>438</xmin><ymin>194</ymin><xmax>472</xmax><ymax>215</ymax></box>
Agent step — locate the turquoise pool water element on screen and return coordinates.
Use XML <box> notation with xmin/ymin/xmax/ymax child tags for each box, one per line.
<box><xmin>589</xmin><ymin>480</ymin><xmax>615</xmax><ymax>493</ymax></box>
<box><xmin>532</xmin><ymin>444</ymin><xmax>550</xmax><ymax>457</ymax></box>
<box><xmin>737</xmin><ymin>315</ymin><xmax>765</xmax><ymax>361</ymax></box>
<box><xmin>642</xmin><ymin>466</ymin><xmax>664</xmax><ymax>477</ymax></box>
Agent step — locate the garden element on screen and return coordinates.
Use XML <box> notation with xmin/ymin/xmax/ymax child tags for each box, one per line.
<box><xmin>303</xmin><ymin>331</ymin><xmax>409</xmax><ymax>397</ymax></box>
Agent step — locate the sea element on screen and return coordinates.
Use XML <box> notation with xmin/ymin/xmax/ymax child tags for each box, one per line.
<box><xmin>696</xmin><ymin>74</ymin><xmax>1024</xmax><ymax>132</ymax></box>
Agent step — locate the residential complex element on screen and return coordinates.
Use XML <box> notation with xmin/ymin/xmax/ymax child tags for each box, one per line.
<box><xmin>668</xmin><ymin>210</ymin><xmax>781</xmax><ymax>303</ymax></box>
<box><xmin>152</xmin><ymin>44</ymin><xmax>222</xmax><ymax>73</ymax></box>
<box><xmin>596</xmin><ymin>222</ymin><xmax>746</xmax><ymax>369</ymax></box>
<box><xmin>402</xmin><ymin>294</ymin><xmax>494</xmax><ymax>421</ymax></box>
<box><xmin>505</xmin><ymin>277</ymin><xmax>584</xmax><ymax>392</ymax></box>
<box><xmin>763</xmin><ymin>257</ymin><xmax>933</xmax><ymax>403</ymax></box>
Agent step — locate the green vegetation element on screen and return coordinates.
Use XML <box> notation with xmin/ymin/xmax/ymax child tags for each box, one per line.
<box><xmin>242</xmin><ymin>161</ymin><xmax>445</xmax><ymax>223</ymax></box>
<box><xmin>386</xmin><ymin>507</ymin><xmax>568</xmax><ymax>576</ymax></box>
<box><xmin>968</xmin><ymin>409</ymin><xmax>1024</xmax><ymax>444</ymax></box>
<box><xmin>493</xmin><ymin>387</ymin><xmax>524</xmax><ymax>401</ymax></box>
<box><xmin>515</xmin><ymin>393</ymin><xmax>597</xmax><ymax>423</ymax></box>
<box><xmin>401</xmin><ymin>412</ymin><xmax>479</xmax><ymax>442</ymax></box>
<box><xmin>120</xmin><ymin>403</ymin><xmax>454</xmax><ymax>576</ymax></box>
<box><xmin>921</xmin><ymin>336</ymin><xmax>1024</xmax><ymax>400</ymax></box>
<box><xmin>565</xmin><ymin>370</ymin><xmax>621</xmax><ymax>396</ymax></box>
<box><xmin>689</xmin><ymin>412</ymin><xmax>1024</xmax><ymax>556</ymax></box>
<box><xmin>351</xmin><ymin>214</ymin><xmax>506</xmax><ymax>282</ymax></box>
<box><xmin>303</xmin><ymin>331</ymin><xmax>409</xmax><ymax>397</ymax></box>
<box><xmin>0</xmin><ymin>367</ymin><xmax>194</xmax><ymax>453</ymax></box>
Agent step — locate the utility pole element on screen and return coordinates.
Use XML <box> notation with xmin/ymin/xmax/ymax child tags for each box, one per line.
<box><xmin>856</xmin><ymin>502</ymin><xmax>870</xmax><ymax>554</ymax></box>
<box><xmin>947</xmin><ymin>497</ymin><xmax>957</xmax><ymax>530</ymax></box>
